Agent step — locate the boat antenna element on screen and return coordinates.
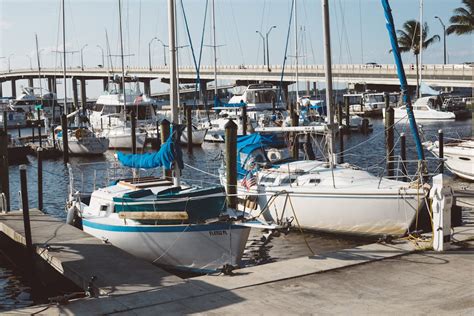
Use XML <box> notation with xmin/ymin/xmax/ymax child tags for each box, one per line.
<box><xmin>62</xmin><ymin>0</ymin><xmax>67</xmax><ymax>116</ymax></box>
<box><xmin>294</xmin><ymin>0</ymin><xmax>299</xmax><ymax>104</ymax></box>
<box><xmin>212</xmin><ymin>0</ymin><xmax>217</xmax><ymax>102</ymax></box>
<box><xmin>118</xmin><ymin>0</ymin><xmax>127</xmax><ymax>119</ymax></box>
<box><xmin>381</xmin><ymin>0</ymin><xmax>425</xmax><ymax>161</ymax></box>
<box><xmin>418</xmin><ymin>0</ymin><xmax>423</xmax><ymax>98</ymax></box>
<box><xmin>321</xmin><ymin>0</ymin><xmax>336</xmax><ymax>167</ymax></box>
<box><xmin>168</xmin><ymin>0</ymin><xmax>180</xmax><ymax>186</ymax></box>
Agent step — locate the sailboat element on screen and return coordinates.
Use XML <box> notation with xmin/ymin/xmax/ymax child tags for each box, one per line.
<box><xmin>219</xmin><ymin>0</ymin><xmax>445</xmax><ymax>237</ymax></box>
<box><xmin>66</xmin><ymin>0</ymin><xmax>251</xmax><ymax>273</ymax></box>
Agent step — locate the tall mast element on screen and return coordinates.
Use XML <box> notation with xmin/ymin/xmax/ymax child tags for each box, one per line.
<box><xmin>418</xmin><ymin>0</ymin><xmax>423</xmax><ymax>98</ymax></box>
<box><xmin>212</xmin><ymin>0</ymin><xmax>217</xmax><ymax>98</ymax></box>
<box><xmin>34</xmin><ymin>34</ymin><xmax>43</xmax><ymax>96</ymax></box>
<box><xmin>168</xmin><ymin>0</ymin><xmax>180</xmax><ymax>185</ymax></box>
<box><xmin>62</xmin><ymin>0</ymin><xmax>67</xmax><ymax>115</ymax></box>
<box><xmin>294</xmin><ymin>0</ymin><xmax>299</xmax><ymax>103</ymax></box>
<box><xmin>118</xmin><ymin>0</ymin><xmax>127</xmax><ymax>117</ymax></box>
<box><xmin>321</xmin><ymin>0</ymin><xmax>335</xmax><ymax>165</ymax></box>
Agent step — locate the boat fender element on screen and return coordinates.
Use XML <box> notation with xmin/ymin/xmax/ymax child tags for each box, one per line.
<box><xmin>221</xmin><ymin>264</ymin><xmax>236</xmax><ymax>276</ymax></box>
<box><xmin>75</xmin><ymin>128</ymin><xmax>86</xmax><ymax>140</ymax></box>
<box><xmin>66</xmin><ymin>204</ymin><xmax>76</xmax><ymax>225</ymax></box>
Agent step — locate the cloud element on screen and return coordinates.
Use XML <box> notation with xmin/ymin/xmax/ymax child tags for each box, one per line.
<box><xmin>0</xmin><ymin>20</ymin><xmax>12</xmax><ymax>30</ymax></box>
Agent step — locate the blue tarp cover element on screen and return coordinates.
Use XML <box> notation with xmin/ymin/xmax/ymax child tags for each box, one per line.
<box><xmin>214</xmin><ymin>96</ymin><xmax>247</xmax><ymax>108</ymax></box>
<box><xmin>117</xmin><ymin>127</ymin><xmax>184</xmax><ymax>170</ymax></box>
<box><xmin>236</xmin><ymin>133</ymin><xmax>278</xmax><ymax>179</ymax></box>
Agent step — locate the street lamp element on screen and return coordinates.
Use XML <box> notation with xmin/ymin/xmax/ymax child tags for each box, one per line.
<box><xmin>7</xmin><ymin>54</ymin><xmax>14</xmax><ymax>73</ymax></box>
<box><xmin>265</xmin><ymin>25</ymin><xmax>277</xmax><ymax>71</ymax></box>
<box><xmin>96</xmin><ymin>45</ymin><xmax>105</xmax><ymax>67</ymax></box>
<box><xmin>148</xmin><ymin>37</ymin><xmax>158</xmax><ymax>71</ymax></box>
<box><xmin>434</xmin><ymin>16</ymin><xmax>446</xmax><ymax>65</ymax></box>
<box><xmin>157</xmin><ymin>39</ymin><xmax>168</xmax><ymax>66</ymax></box>
<box><xmin>80</xmin><ymin>44</ymin><xmax>88</xmax><ymax>70</ymax></box>
<box><xmin>256</xmin><ymin>31</ymin><xmax>266</xmax><ymax>66</ymax></box>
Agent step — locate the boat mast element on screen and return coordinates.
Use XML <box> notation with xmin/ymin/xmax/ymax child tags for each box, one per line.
<box><xmin>212</xmin><ymin>0</ymin><xmax>217</xmax><ymax>100</ymax></box>
<box><xmin>118</xmin><ymin>0</ymin><xmax>127</xmax><ymax>119</ymax></box>
<box><xmin>62</xmin><ymin>0</ymin><xmax>67</xmax><ymax>115</ymax></box>
<box><xmin>294</xmin><ymin>0</ymin><xmax>299</xmax><ymax>104</ymax></box>
<box><xmin>168</xmin><ymin>0</ymin><xmax>180</xmax><ymax>186</ymax></box>
<box><xmin>418</xmin><ymin>0</ymin><xmax>423</xmax><ymax>98</ymax></box>
<box><xmin>321</xmin><ymin>0</ymin><xmax>336</xmax><ymax>165</ymax></box>
<box><xmin>35</xmin><ymin>33</ymin><xmax>44</xmax><ymax>111</ymax></box>
<box><xmin>381</xmin><ymin>0</ymin><xmax>425</xmax><ymax>161</ymax></box>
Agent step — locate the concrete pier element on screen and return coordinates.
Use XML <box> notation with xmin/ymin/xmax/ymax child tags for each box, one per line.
<box><xmin>1</xmin><ymin>203</ymin><xmax>472</xmax><ymax>314</ymax></box>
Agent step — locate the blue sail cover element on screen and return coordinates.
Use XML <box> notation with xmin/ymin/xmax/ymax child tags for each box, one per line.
<box><xmin>214</xmin><ymin>96</ymin><xmax>247</xmax><ymax>108</ymax></box>
<box><xmin>236</xmin><ymin>133</ymin><xmax>278</xmax><ymax>179</ymax></box>
<box><xmin>117</xmin><ymin>128</ymin><xmax>184</xmax><ymax>170</ymax></box>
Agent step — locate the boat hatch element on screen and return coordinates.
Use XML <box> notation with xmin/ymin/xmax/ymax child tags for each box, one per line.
<box><xmin>260</xmin><ymin>175</ymin><xmax>277</xmax><ymax>184</ymax></box>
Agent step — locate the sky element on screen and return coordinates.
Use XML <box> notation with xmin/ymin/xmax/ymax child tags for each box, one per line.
<box><xmin>0</xmin><ymin>0</ymin><xmax>473</xmax><ymax>98</ymax></box>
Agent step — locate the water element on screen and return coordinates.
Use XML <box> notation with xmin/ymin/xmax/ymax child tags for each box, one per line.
<box><xmin>1</xmin><ymin>118</ymin><xmax>471</xmax><ymax>310</ymax></box>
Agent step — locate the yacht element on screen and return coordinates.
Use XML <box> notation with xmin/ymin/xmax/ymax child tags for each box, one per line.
<box><xmin>0</xmin><ymin>101</ymin><xmax>27</xmax><ymax>128</ymax></box>
<box><xmin>10</xmin><ymin>87</ymin><xmax>58</xmax><ymax>124</ymax></box>
<box><xmin>344</xmin><ymin>92</ymin><xmax>398</xmax><ymax>117</ymax></box>
<box><xmin>390</xmin><ymin>96</ymin><xmax>456</xmax><ymax>120</ymax></box>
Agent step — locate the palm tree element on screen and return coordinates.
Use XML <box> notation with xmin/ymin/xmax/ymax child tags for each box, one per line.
<box><xmin>447</xmin><ymin>0</ymin><xmax>474</xmax><ymax>35</ymax></box>
<box><xmin>395</xmin><ymin>20</ymin><xmax>440</xmax><ymax>97</ymax></box>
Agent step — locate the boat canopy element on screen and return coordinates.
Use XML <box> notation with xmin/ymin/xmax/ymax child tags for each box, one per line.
<box><xmin>117</xmin><ymin>128</ymin><xmax>183</xmax><ymax>170</ymax></box>
<box><xmin>236</xmin><ymin>133</ymin><xmax>278</xmax><ymax>179</ymax></box>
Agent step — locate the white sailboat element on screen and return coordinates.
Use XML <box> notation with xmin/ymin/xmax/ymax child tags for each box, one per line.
<box><xmin>55</xmin><ymin>125</ymin><xmax>109</xmax><ymax>155</ymax></box>
<box><xmin>219</xmin><ymin>0</ymin><xmax>439</xmax><ymax>237</ymax></box>
<box><xmin>67</xmin><ymin>0</ymin><xmax>252</xmax><ymax>273</ymax></box>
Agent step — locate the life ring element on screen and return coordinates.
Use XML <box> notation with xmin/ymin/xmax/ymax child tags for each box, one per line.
<box><xmin>75</xmin><ymin>128</ymin><xmax>86</xmax><ymax>140</ymax></box>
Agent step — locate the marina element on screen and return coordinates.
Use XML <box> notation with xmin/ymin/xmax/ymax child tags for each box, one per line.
<box><xmin>0</xmin><ymin>0</ymin><xmax>473</xmax><ymax>314</ymax></box>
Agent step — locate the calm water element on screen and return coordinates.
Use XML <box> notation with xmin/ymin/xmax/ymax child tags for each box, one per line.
<box><xmin>1</xmin><ymin>117</ymin><xmax>472</xmax><ymax>311</ymax></box>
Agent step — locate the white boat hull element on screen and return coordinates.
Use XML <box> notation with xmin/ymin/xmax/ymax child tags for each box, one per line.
<box><xmin>180</xmin><ymin>128</ymin><xmax>207</xmax><ymax>146</ymax></box>
<box><xmin>425</xmin><ymin>140</ymin><xmax>474</xmax><ymax>181</ymax></box>
<box><xmin>82</xmin><ymin>216</ymin><xmax>251</xmax><ymax>272</ymax></box>
<box><xmin>58</xmin><ymin>137</ymin><xmax>109</xmax><ymax>155</ymax></box>
<box><xmin>101</xmin><ymin>127</ymin><xmax>147</xmax><ymax>149</ymax></box>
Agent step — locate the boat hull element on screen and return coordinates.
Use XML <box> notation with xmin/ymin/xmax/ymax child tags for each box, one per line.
<box><xmin>102</xmin><ymin>130</ymin><xmax>147</xmax><ymax>149</ymax></box>
<box><xmin>425</xmin><ymin>140</ymin><xmax>474</xmax><ymax>181</ymax></box>
<box><xmin>82</xmin><ymin>217</ymin><xmax>251</xmax><ymax>272</ymax></box>
<box><xmin>58</xmin><ymin>137</ymin><xmax>109</xmax><ymax>155</ymax></box>
<box><xmin>180</xmin><ymin>128</ymin><xmax>207</xmax><ymax>146</ymax></box>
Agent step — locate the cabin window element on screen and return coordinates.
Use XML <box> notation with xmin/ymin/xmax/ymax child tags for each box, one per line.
<box><xmin>260</xmin><ymin>175</ymin><xmax>276</xmax><ymax>184</ymax></box>
<box><xmin>280</xmin><ymin>177</ymin><xmax>296</xmax><ymax>185</ymax></box>
<box><xmin>247</xmin><ymin>90</ymin><xmax>277</xmax><ymax>104</ymax></box>
<box><xmin>459</xmin><ymin>157</ymin><xmax>470</xmax><ymax>161</ymax></box>
<box><xmin>100</xmin><ymin>205</ymin><xmax>108</xmax><ymax>212</ymax></box>
<box><xmin>309</xmin><ymin>178</ymin><xmax>321</xmax><ymax>184</ymax></box>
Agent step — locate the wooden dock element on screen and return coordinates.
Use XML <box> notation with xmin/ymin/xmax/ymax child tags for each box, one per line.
<box><xmin>1</xmin><ymin>207</ymin><xmax>473</xmax><ymax>315</ymax></box>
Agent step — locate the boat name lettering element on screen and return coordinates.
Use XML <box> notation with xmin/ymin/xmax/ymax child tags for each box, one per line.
<box><xmin>209</xmin><ymin>230</ymin><xmax>228</xmax><ymax>236</ymax></box>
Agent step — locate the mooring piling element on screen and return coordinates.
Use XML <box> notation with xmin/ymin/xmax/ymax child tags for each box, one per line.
<box><xmin>242</xmin><ymin>105</ymin><xmax>248</xmax><ymax>136</ymax></box>
<box><xmin>339</xmin><ymin>125</ymin><xmax>344</xmax><ymax>164</ymax></box>
<box><xmin>2</xmin><ymin>111</ymin><xmax>6</xmax><ymax>131</ymax></box>
<box><xmin>225</xmin><ymin>119</ymin><xmax>237</xmax><ymax>209</ymax></box>
<box><xmin>37</xmin><ymin>147</ymin><xmax>43</xmax><ymax>211</ymax></box>
<box><xmin>290</xmin><ymin>103</ymin><xmax>299</xmax><ymax>160</ymax></box>
<box><xmin>385</xmin><ymin>93</ymin><xmax>394</xmax><ymax>178</ymax></box>
<box><xmin>0</xmin><ymin>129</ymin><xmax>10</xmax><ymax>212</ymax></box>
<box><xmin>17</xmin><ymin>123</ymin><xmax>21</xmax><ymax>138</ymax></box>
<box><xmin>19</xmin><ymin>165</ymin><xmax>33</xmax><ymax>253</ymax></box>
<box><xmin>131</xmin><ymin>110</ymin><xmax>137</xmax><ymax>155</ymax></box>
<box><xmin>438</xmin><ymin>129</ymin><xmax>444</xmax><ymax>174</ymax></box>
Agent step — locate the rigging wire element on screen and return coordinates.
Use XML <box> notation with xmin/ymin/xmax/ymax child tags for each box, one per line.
<box><xmin>256</xmin><ymin>0</ymin><xmax>267</xmax><ymax>65</ymax></box>
<box><xmin>137</xmin><ymin>0</ymin><xmax>142</xmax><ymax>67</ymax></box>
<box><xmin>228</xmin><ymin>0</ymin><xmax>245</xmax><ymax>65</ymax></box>
<box><xmin>276</xmin><ymin>0</ymin><xmax>295</xmax><ymax>106</ymax></box>
<box><xmin>358</xmin><ymin>0</ymin><xmax>364</xmax><ymax>63</ymax></box>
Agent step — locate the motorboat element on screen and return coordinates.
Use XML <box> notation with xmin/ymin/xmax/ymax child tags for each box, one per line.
<box><xmin>0</xmin><ymin>102</ymin><xmax>27</xmax><ymax>128</ymax></box>
<box><xmin>344</xmin><ymin>92</ymin><xmax>398</xmax><ymax>117</ymax></box>
<box><xmin>390</xmin><ymin>96</ymin><xmax>456</xmax><ymax>120</ymax></box>
<box><xmin>424</xmin><ymin>138</ymin><xmax>474</xmax><ymax>180</ymax></box>
<box><xmin>10</xmin><ymin>87</ymin><xmax>58</xmax><ymax>124</ymax></box>
<box><xmin>54</xmin><ymin>126</ymin><xmax>109</xmax><ymax>155</ymax></box>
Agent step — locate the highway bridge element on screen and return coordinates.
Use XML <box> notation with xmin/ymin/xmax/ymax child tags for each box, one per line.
<box><xmin>0</xmin><ymin>64</ymin><xmax>472</xmax><ymax>100</ymax></box>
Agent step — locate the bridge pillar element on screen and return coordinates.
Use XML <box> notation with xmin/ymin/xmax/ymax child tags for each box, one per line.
<box><xmin>47</xmin><ymin>78</ymin><xmax>53</xmax><ymax>92</ymax></box>
<box><xmin>72</xmin><ymin>77</ymin><xmax>79</xmax><ymax>110</ymax></box>
<box><xmin>80</xmin><ymin>78</ymin><xmax>87</xmax><ymax>110</ymax></box>
<box><xmin>28</xmin><ymin>77</ymin><xmax>34</xmax><ymax>88</ymax></box>
<box><xmin>143</xmin><ymin>79</ymin><xmax>151</xmax><ymax>95</ymax></box>
<box><xmin>0</xmin><ymin>82</ymin><xmax>3</xmax><ymax>98</ymax></box>
<box><xmin>102</xmin><ymin>78</ymin><xmax>108</xmax><ymax>92</ymax></box>
<box><xmin>11</xmin><ymin>79</ymin><xmax>16</xmax><ymax>98</ymax></box>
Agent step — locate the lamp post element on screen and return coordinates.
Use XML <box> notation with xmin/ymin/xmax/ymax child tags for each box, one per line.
<box><xmin>148</xmin><ymin>37</ymin><xmax>158</xmax><ymax>71</ymax></box>
<box><xmin>96</xmin><ymin>45</ymin><xmax>105</xmax><ymax>67</ymax></box>
<box><xmin>256</xmin><ymin>31</ymin><xmax>266</xmax><ymax>66</ymax></box>
<box><xmin>434</xmin><ymin>16</ymin><xmax>446</xmax><ymax>65</ymax></box>
<box><xmin>80</xmin><ymin>44</ymin><xmax>88</xmax><ymax>70</ymax></box>
<box><xmin>265</xmin><ymin>25</ymin><xmax>277</xmax><ymax>71</ymax></box>
<box><xmin>157</xmin><ymin>39</ymin><xmax>168</xmax><ymax>66</ymax></box>
<box><xmin>8</xmin><ymin>54</ymin><xmax>14</xmax><ymax>73</ymax></box>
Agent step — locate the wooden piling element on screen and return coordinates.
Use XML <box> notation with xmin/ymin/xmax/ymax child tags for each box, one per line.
<box><xmin>400</xmin><ymin>133</ymin><xmax>407</xmax><ymax>182</ymax></box>
<box><xmin>337</xmin><ymin>101</ymin><xmax>343</xmax><ymax>127</ymax></box>
<box><xmin>160</xmin><ymin>119</ymin><xmax>171</xmax><ymax>180</ymax></box>
<box><xmin>37</xmin><ymin>109</ymin><xmax>42</xmax><ymax>148</ymax></box>
<box><xmin>131</xmin><ymin>110</ymin><xmax>137</xmax><ymax>155</ymax></box>
<box><xmin>304</xmin><ymin>134</ymin><xmax>316</xmax><ymax>160</ymax></box>
<box><xmin>225</xmin><ymin>119</ymin><xmax>237</xmax><ymax>209</ymax></box>
<box><xmin>338</xmin><ymin>125</ymin><xmax>344</xmax><ymax>164</ymax></box>
<box><xmin>37</xmin><ymin>148</ymin><xmax>43</xmax><ymax>211</ymax></box>
<box><xmin>384</xmin><ymin>93</ymin><xmax>394</xmax><ymax>178</ymax></box>
<box><xmin>2</xmin><ymin>111</ymin><xmax>6</xmax><ymax>131</ymax></box>
<box><xmin>31</xmin><ymin>124</ymin><xmax>35</xmax><ymax>144</ymax></box>
<box><xmin>19</xmin><ymin>165</ymin><xmax>33</xmax><ymax>253</ymax></box>
<box><xmin>72</xmin><ymin>78</ymin><xmax>79</xmax><ymax>110</ymax></box>
<box><xmin>185</xmin><ymin>105</ymin><xmax>193</xmax><ymax>153</ymax></box>
<box><xmin>344</xmin><ymin>95</ymin><xmax>350</xmax><ymax>129</ymax></box>
<box><xmin>272</xmin><ymin>97</ymin><xmax>276</xmax><ymax>114</ymax></box>
<box><xmin>17</xmin><ymin>123</ymin><xmax>21</xmax><ymax>138</ymax></box>
<box><xmin>61</xmin><ymin>114</ymin><xmax>69</xmax><ymax>163</ymax></box>
<box><xmin>0</xmin><ymin>129</ymin><xmax>10</xmax><ymax>212</ymax></box>
<box><xmin>438</xmin><ymin>129</ymin><xmax>444</xmax><ymax>174</ymax></box>
<box><xmin>242</xmin><ymin>105</ymin><xmax>247</xmax><ymax>136</ymax></box>
<box><xmin>290</xmin><ymin>103</ymin><xmax>299</xmax><ymax>160</ymax></box>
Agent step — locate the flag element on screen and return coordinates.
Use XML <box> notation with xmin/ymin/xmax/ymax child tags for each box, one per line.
<box><xmin>240</xmin><ymin>171</ymin><xmax>257</xmax><ymax>190</ymax></box>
